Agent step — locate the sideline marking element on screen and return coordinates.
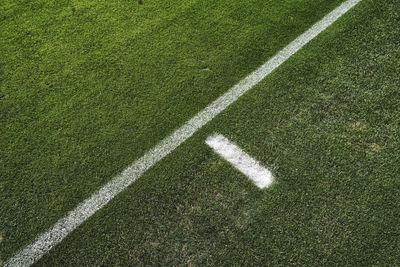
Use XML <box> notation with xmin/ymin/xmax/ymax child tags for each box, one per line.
<box><xmin>206</xmin><ymin>134</ymin><xmax>273</xmax><ymax>188</ymax></box>
<box><xmin>6</xmin><ymin>0</ymin><xmax>362</xmax><ymax>265</ymax></box>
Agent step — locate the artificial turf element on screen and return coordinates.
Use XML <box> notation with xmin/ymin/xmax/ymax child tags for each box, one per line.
<box><xmin>1</xmin><ymin>0</ymin><xmax>399</xmax><ymax>265</ymax></box>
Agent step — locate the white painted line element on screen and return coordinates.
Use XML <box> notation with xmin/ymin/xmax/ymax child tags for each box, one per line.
<box><xmin>206</xmin><ymin>134</ymin><xmax>273</xmax><ymax>188</ymax></box>
<box><xmin>5</xmin><ymin>0</ymin><xmax>362</xmax><ymax>265</ymax></box>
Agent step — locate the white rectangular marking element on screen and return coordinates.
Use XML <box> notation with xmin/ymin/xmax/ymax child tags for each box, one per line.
<box><xmin>206</xmin><ymin>134</ymin><xmax>273</xmax><ymax>188</ymax></box>
<box><xmin>5</xmin><ymin>1</ymin><xmax>362</xmax><ymax>266</ymax></box>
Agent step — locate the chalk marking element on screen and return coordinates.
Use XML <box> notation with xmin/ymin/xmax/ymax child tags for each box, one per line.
<box><xmin>206</xmin><ymin>134</ymin><xmax>273</xmax><ymax>188</ymax></box>
<box><xmin>5</xmin><ymin>0</ymin><xmax>362</xmax><ymax>265</ymax></box>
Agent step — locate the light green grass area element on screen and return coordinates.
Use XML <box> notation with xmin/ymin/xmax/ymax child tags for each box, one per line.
<box><xmin>1</xmin><ymin>0</ymin><xmax>399</xmax><ymax>265</ymax></box>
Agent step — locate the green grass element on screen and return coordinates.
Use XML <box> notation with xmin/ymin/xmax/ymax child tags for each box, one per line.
<box><xmin>1</xmin><ymin>0</ymin><xmax>399</xmax><ymax>265</ymax></box>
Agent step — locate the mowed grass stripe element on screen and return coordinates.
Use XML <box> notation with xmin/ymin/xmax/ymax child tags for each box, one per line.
<box><xmin>5</xmin><ymin>0</ymin><xmax>362</xmax><ymax>266</ymax></box>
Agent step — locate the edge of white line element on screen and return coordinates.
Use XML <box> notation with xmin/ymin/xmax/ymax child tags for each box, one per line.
<box><xmin>5</xmin><ymin>0</ymin><xmax>362</xmax><ymax>266</ymax></box>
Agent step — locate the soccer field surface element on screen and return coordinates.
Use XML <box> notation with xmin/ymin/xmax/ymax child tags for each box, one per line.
<box><xmin>1</xmin><ymin>0</ymin><xmax>399</xmax><ymax>265</ymax></box>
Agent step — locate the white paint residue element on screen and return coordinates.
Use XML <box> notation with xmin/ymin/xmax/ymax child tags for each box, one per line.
<box><xmin>206</xmin><ymin>134</ymin><xmax>273</xmax><ymax>188</ymax></box>
<box><xmin>5</xmin><ymin>0</ymin><xmax>362</xmax><ymax>266</ymax></box>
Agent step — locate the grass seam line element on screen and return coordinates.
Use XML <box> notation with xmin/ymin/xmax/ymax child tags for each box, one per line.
<box><xmin>206</xmin><ymin>134</ymin><xmax>274</xmax><ymax>188</ymax></box>
<box><xmin>5</xmin><ymin>0</ymin><xmax>362</xmax><ymax>265</ymax></box>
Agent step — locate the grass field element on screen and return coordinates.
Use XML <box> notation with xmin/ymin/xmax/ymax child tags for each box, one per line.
<box><xmin>1</xmin><ymin>0</ymin><xmax>399</xmax><ymax>265</ymax></box>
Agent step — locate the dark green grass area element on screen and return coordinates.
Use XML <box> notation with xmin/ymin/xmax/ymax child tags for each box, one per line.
<box><xmin>0</xmin><ymin>0</ymin><xmax>348</xmax><ymax>261</ymax></box>
<box><xmin>32</xmin><ymin>0</ymin><xmax>400</xmax><ymax>265</ymax></box>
